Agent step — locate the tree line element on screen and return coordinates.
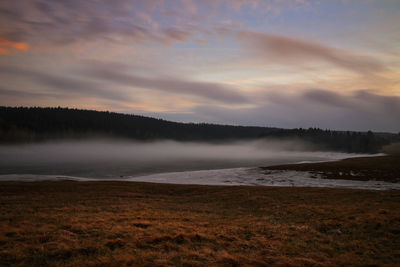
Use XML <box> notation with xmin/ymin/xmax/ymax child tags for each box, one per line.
<box><xmin>0</xmin><ymin>106</ymin><xmax>277</xmax><ymax>142</ymax></box>
<box><xmin>260</xmin><ymin>128</ymin><xmax>398</xmax><ymax>154</ymax></box>
<box><xmin>0</xmin><ymin>106</ymin><xmax>398</xmax><ymax>153</ymax></box>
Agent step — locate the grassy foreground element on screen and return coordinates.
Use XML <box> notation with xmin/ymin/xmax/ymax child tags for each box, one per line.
<box><xmin>1</xmin><ymin>180</ymin><xmax>400</xmax><ymax>266</ymax></box>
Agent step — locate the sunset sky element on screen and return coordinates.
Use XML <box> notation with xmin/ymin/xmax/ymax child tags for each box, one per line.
<box><xmin>0</xmin><ymin>0</ymin><xmax>399</xmax><ymax>132</ymax></box>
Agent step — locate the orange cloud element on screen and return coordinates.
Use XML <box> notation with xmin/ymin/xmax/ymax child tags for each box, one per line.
<box><xmin>0</xmin><ymin>47</ymin><xmax>9</xmax><ymax>55</ymax></box>
<box><xmin>0</xmin><ymin>37</ymin><xmax>29</xmax><ymax>55</ymax></box>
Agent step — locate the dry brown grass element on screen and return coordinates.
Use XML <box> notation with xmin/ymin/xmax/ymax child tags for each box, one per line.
<box><xmin>262</xmin><ymin>155</ymin><xmax>400</xmax><ymax>182</ymax></box>
<box><xmin>1</xmin><ymin>180</ymin><xmax>400</xmax><ymax>266</ymax></box>
<box><xmin>382</xmin><ymin>143</ymin><xmax>400</xmax><ymax>156</ymax></box>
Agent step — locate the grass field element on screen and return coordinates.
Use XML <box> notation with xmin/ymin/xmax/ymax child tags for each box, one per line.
<box><xmin>1</xmin><ymin>178</ymin><xmax>400</xmax><ymax>266</ymax></box>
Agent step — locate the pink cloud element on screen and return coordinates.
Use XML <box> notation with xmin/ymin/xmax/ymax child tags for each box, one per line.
<box><xmin>237</xmin><ymin>30</ymin><xmax>385</xmax><ymax>74</ymax></box>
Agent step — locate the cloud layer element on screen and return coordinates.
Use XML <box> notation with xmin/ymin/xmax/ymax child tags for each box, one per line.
<box><xmin>237</xmin><ymin>31</ymin><xmax>385</xmax><ymax>74</ymax></box>
<box><xmin>83</xmin><ymin>63</ymin><xmax>249</xmax><ymax>104</ymax></box>
<box><xmin>0</xmin><ymin>0</ymin><xmax>399</xmax><ymax>132</ymax></box>
<box><xmin>0</xmin><ymin>66</ymin><xmax>130</xmax><ymax>101</ymax></box>
<box><xmin>161</xmin><ymin>89</ymin><xmax>400</xmax><ymax>132</ymax></box>
<box><xmin>0</xmin><ymin>63</ymin><xmax>249</xmax><ymax>105</ymax></box>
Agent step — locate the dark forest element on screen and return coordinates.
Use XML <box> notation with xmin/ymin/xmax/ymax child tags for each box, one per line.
<box><xmin>1</xmin><ymin>106</ymin><xmax>398</xmax><ymax>153</ymax></box>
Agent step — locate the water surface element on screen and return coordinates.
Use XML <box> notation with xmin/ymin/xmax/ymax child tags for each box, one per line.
<box><xmin>0</xmin><ymin>139</ymin><xmax>363</xmax><ymax>178</ymax></box>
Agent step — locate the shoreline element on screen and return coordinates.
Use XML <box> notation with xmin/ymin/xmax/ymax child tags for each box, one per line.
<box><xmin>262</xmin><ymin>155</ymin><xmax>400</xmax><ymax>183</ymax></box>
<box><xmin>0</xmin><ymin>155</ymin><xmax>399</xmax><ymax>190</ymax></box>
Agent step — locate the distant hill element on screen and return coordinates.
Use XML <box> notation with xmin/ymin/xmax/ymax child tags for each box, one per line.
<box><xmin>0</xmin><ymin>106</ymin><xmax>398</xmax><ymax>153</ymax></box>
<box><xmin>0</xmin><ymin>106</ymin><xmax>278</xmax><ymax>142</ymax></box>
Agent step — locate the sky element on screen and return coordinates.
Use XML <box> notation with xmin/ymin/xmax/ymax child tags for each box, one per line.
<box><xmin>0</xmin><ymin>0</ymin><xmax>399</xmax><ymax>132</ymax></box>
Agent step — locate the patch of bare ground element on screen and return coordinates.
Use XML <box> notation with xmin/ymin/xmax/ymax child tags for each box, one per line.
<box><xmin>0</xmin><ymin>180</ymin><xmax>400</xmax><ymax>266</ymax></box>
<box><xmin>262</xmin><ymin>155</ymin><xmax>400</xmax><ymax>182</ymax></box>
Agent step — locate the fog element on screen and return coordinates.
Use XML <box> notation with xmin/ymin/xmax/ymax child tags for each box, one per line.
<box><xmin>0</xmin><ymin>139</ymin><xmax>362</xmax><ymax>178</ymax></box>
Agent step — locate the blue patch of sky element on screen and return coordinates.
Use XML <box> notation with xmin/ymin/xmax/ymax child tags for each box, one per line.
<box><xmin>238</xmin><ymin>0</ymin><xmax>397</xmax><ymax>50</ymax></box>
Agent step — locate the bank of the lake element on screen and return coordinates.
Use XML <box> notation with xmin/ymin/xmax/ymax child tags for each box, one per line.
<box><xmin>262</xmin><ymin>155</ymin><xmax>400</xmax><ymax>183</ymax></box>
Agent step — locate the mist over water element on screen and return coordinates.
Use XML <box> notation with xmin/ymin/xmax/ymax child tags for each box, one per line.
<box><xmin>0</xmin><ymin>139</ymin><xmax>364</xmax><ymax>179</ymax></box>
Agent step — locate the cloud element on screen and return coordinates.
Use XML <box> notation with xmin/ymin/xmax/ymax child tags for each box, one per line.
<box><xmin>0</xmin><ymin>66</ymin><xmax>131</xmax><ymax>102</ymax></box>
<box><xmin>0</xmin><ymin>0</ymin><xmax>197</xmax><ymax>46</ymax></box>
<box><xmin>0</xmin><ymin>62</ymin><xmax>249</xmax><ymax>105</ymax></box>
<box><xmin>161</xmin><ymin>28</ymin><xmax>193</xmax><ymax>44</ymax></box>
<box><xmin>302</xmin><ymin>89</ymin><xmax>354</xmax><ymax>109</ymax></box>
<box><xmin>205</xmin><ymin>0</ymin><xmax>310</xmax><ymax>13</ymax></box>
<box><xmin>0</xmin><ymin>0</ymin><xmax>315</xmax><ymax>48</ymax></box>
<box><xmin>301</xmin><ymin>89</ymin><xmax>400</xmax><ymax>116</ymax></box>
<box><xmin>82</xmin><ymin>62</ymin><xmax>249</xmax><ymax>104</ymax></box>
<box><xmin>0</xmin><ymin>86</ymin><xmax>51</xmax><ymax>98</ymax></box>
<box><xmin>0</xmin><ymin>36</ymin><xmax>29</xmax><ymax>55</ymax></box>
<box><xmin>165</xmin><ymin>89</ymin><xmax>400</xmax><ymax>132</ymax></box>
<box><xmin>237</xmin><ymin>31</ymin><xmax>385</xmax><ymax>74</ymax></box>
